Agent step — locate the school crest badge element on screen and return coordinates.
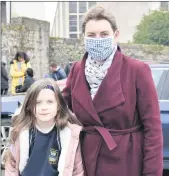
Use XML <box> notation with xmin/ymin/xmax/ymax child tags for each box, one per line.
<box><xmin>48</xmin><ymin>148</ymin><xmax>59</xmax><ymax>165</ymax></box>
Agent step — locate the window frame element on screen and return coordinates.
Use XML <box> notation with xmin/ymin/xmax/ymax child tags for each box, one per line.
<box><xmin>68</xmin><ymin>1</ymin><xmax>96</xmax><ymax>38</ymax></box>
<box><xmin>151</xmin><ymin>67</ymin><xmax>169</xmax><ymax>101</ymax></box>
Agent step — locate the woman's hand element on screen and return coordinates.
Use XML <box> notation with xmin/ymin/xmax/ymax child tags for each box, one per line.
<box><xmin>5</xmin><ymin>159</ymin><xmax>18</xmax><ymax>176</ymax></box>
<box><xmin>4</xmin><ymin>151</ymin><xmax>18</xmax><ymax>176</ymax></box>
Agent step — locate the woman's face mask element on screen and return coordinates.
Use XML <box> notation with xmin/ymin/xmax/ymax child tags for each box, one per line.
<box><xmin>84</xmin><ymin>35</ymin><xmax>117</xmax><ymax>61</ymax></box>
<box><xmin>84</xmin><ymin>19</ymin><xmax>118</xmax><ymax>61</ymax></box>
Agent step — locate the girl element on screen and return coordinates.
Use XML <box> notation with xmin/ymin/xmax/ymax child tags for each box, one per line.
<box><xmin>10</xmin><ymin>51</ymin><xmax>31</xmax><ymax>94</ymax></box>
<box><xmin>5</xmin><ymin>78</ymin><xmax>84</xmax><ymax>176</ymax></box>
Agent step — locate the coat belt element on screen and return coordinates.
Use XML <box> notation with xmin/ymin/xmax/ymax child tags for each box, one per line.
<box><xmin>83</xmin><ymin>124</ymin><xmax>143</xmax><ymax>151</ymax></box>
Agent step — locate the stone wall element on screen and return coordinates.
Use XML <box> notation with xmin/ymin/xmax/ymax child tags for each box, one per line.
<box><xmin>119</xmin><ymin>43</ymin><xmax>169</xmax><ymax>62</ymax></box>
<box><xmin>2</xmin><ymin>17</ymin><xmax>50</xmax><ymax>81</ymax></box>
<box><xmin>1</xmin><ymin>17</ymin><xmax>169</xmax><ymax>94</ymax></box>
<box><xmin>49</xmin><ymin>37</ymin><xmax>85</xmax><ymax>65</ymax></box>
<box><xmin>49</xmin><ymin>38</ymin><xmax>169</xmax><ymax>65</ymax></box>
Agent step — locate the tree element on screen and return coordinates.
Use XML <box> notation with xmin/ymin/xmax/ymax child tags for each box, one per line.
<box><xmin>133</xmin><ymin>10</ymin><xmax>169</xmax><ymax>46</ymax></box>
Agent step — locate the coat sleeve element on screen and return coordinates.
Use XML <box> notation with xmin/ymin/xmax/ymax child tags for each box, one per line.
<box><xmin>5</xmin><ymin>139</ymin><xmax>20</xmax><ymax>176</ymax></box>
<box><xmin>58</xmin><ymin>69</ymin><xmax>67</xmax><ymax>80</ymax></box>
<box><xmin>10</xmin><ymin>64</ymin><xmax>24</xmax><ymax>78</ymax></box>
<box><xmin>17</xmin><ymin>78</ymin><xmax>29</xmax><ymax>93</ymax></box>
<box><xmin>1</xmin><ymin>66</ymin><xmax>9</xmax><ymax>80</ymax></box>
<box><xmin>62</xmin><ymin>62</ymin><xmax>78</xmax><ymax>111</ymax></box>
<box><xmin>72</xmin><ymin>143</ymin><xmax>84</xmax><ymax>176</ymax></box>
<box><xmin>136</xmin><ymin>62</ymin><xmax>163</xmax><ymax>176</ymax></box>
<box><xmin>26</xmin><ymin>62</ymin><xmax>31</xmax><ymax>68</ymax></box>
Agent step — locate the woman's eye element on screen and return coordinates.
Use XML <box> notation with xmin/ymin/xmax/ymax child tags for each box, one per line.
<box><xmin>101</xmin><ymin>33</ymin><xmax>108</xmax><ymax>37</ymax></box>
<box><xmin>88</xmin><ymin>34</ymin><xmax>95</xmax><ymax>38</ymax></box>
<box><xmin>36</xmin><ymin>101</ymin><xmax>41</xmax><ymax>104</ymax></box>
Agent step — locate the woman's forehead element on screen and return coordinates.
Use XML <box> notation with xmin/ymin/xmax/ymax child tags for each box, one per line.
<box><xmin>85</xmin><ymin>19</ymin><xmax>113</xmax><ymax>33</ymax></box>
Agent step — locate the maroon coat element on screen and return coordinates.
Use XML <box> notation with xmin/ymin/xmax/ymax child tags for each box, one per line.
<box><xmin>62</xmin><ymin>50</ymin><xmax>163</xmax><ymax>176</ymax></box>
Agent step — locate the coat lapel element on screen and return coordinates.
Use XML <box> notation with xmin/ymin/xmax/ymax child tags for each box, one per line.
<box><xmin>58</xmin><ymin>126</ymin><xmax>71</xmax><ymax>176</ymax></box>
<box><xmin>72</xmin><ymin>50</ymin><xmax>125</xmax><ymax>123</ymax></box>
<box><xmin>72</xmin><ymin>53</ymin><xmax>103</xmax><ymax>125</ymax></box>
<box><xmin>93</xmin><ymin>51</ymin><xmax>125</xmax><ymax>113</ymax></box>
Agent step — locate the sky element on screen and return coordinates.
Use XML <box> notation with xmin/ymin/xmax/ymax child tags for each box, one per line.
<box><xmin>7</xmin><ymin>2</ymin><xmax>58</xmax><ymax>33</ymax></box>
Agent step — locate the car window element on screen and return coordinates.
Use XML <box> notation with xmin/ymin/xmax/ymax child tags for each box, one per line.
<box><xmin>151</xmin><ymin>68</ymin><xmax>169</xmax><ymax>100</ymax></box>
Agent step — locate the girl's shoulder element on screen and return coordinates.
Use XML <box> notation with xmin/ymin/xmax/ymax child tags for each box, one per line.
<box><xmin>60</xmin><ymin>122</ymin><xmax>82</xmax><ymax>140</ymax></box>
<box><xmin>19</xmin><ymin>128</ymin><xmax>29</xmax><ymax>142</ymax></box>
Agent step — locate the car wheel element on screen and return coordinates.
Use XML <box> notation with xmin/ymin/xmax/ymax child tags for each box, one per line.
<box><xmin>1</xmin><ymin>123</ymin><xmax>12</xmax><ymax>169</ymax></box>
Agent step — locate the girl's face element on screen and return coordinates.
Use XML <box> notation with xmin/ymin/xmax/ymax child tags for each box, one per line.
<box><xmin>18</xmin><ymin>57</ymin><xmax>24</xmax><ymax>62</ymax></box>
<box><xmin>35</xmin><ymin>89</ymin><xmax>58</xmax><ymax>126</ymax></box>
<box><xmin>85</xmin><ymin>19</ymin><xmax>119</xmax><ymax>40</ymax></box>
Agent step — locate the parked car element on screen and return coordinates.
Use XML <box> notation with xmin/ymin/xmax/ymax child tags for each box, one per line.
<box><xmin>150</xmin><ymin>64</ymin><xmax>169</xmax><ymax>171</ymax></box>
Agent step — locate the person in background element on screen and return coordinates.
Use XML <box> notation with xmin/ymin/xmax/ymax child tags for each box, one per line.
<box><xmin>64</xmin><ymin>59</ymin><xmax>73</xmax><ymax>76</ymax></box>
<box><xmin>10</xmin><ymin>51</ymin><xmax>31</xmax><ymax>94</ymax></box>
<box><xmin>49</xmin><ymin>62</ymin><xmax>67</xmax><ymax>81</ymax></box>
<box><xmin>16</xmin><ymin>68</ymin><xmax>35</xmax><ymax>93</ymax></box>
<box><xmin>1</xmin><ymin>61</ymin><xmax>9</xmax><ymax>95</ymax></box>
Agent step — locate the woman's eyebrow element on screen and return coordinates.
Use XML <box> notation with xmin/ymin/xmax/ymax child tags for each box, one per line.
<box><xmin>87</xmin><ymin>32</ymin><xmax>95</xmax><ymax>35</ymax></box>
<box><xmin>101</xmin><ymin>31</ymin><xmax>109</xmax><ymax>33</ymax></box>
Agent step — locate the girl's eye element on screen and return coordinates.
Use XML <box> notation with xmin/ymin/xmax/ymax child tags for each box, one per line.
<box><xmin>47</xmin><ymin>100</ymin><xmax>53</xmax><ymax>104</ymax></box>
<box><xmin>36</xmin><ymin>101</ymin><xmax>41</xmax><ymax>104</ymax></box>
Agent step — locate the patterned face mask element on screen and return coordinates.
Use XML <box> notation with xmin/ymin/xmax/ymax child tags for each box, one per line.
<box><xmin>84</xmin><ymin>36</ymin><xmax>116</xmax><ymax>61</ymax></box>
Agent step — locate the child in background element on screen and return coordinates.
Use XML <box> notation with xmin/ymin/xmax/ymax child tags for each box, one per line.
<box><xmin>10</xmin><ymin>52</ymin><xmax>31</xmax><ymax>94</ymax></box>
<box><xmin>5</xmin><ymin>78</ymin><xmax>84</xmax><ymax>176</ymax></box>
<box><xmin>16</xmin><ymin>68</ymin><xmax>35</xmax><ymax>93</ymax></box>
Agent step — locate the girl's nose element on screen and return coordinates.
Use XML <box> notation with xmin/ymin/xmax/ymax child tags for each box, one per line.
<box><xmin>40</xmin><ymin>104</ymin><xmax>48</xmax><ymax>111</ymax></box>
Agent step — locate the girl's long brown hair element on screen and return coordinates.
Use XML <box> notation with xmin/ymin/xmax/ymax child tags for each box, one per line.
<box><xmin>10</xmin><ymin>78</ymin><xmax>81</xmax><ymax>144</ymax></box>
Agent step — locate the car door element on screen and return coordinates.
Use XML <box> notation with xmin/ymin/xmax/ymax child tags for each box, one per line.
<box><xmin>151</xmin><ymin>66</ymin><xmax>169</xmax><ymax>170</ymax></box>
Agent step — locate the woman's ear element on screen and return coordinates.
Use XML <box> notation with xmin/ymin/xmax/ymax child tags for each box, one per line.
<box><xmin>114</xmin><ymin>30</ymin><xmax>120</xmax><ymax>43</ymax></box>
<box><xmin>115</xmin><ymin>30</ymin><xmax>119</xmax><ymax>38</ymax></box>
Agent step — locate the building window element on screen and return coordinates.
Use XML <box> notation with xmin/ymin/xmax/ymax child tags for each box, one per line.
<box><xmin>88</xmin><ymin>1</ymin><xmax>96</xmax><ymax>8</ymax></box>
<box><xmin>1</xmin><ymin>1</ymin><xmax>7</xmax><ymax>23</ymax></box>
<box><xmin>160</xmin><ymin>2</ymin><xmax>169</xmax><ymax>11</ymax></box>
<box><xmin>69</xmin><ymin>15</ymin><xmax>77</xmax><ymax>32</ymax></box>
<box><xmin>79</xmin><ymin>2</ymin><xmax>87</xmax><ymax>13</ymax></box>
<box><xmin>68</xmin><ymin>1</ymin><xmax>97</xmax><ymax>38</ymax></box>
<box><xmin>69</xmin><ymin>34</ymin><xmax>77</xmax><ymax>38</ymax></box>
<box><xmin>69</xmin><ymin>1</ymin><xmax>77</xmax><ymax>13</ymax></box>
<box><xmin>79</xmin><ymin>15</ymin><xmax>84</xmax><ymax>33</ymax></box>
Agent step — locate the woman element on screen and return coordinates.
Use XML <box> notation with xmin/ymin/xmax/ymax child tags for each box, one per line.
<box><xmin>10</xmin><ymin>51</ymin><xmax>31</xmax><ymax>94</ymax></box>
<box><xmin>62</xmin><ymin>6</ymin><xmax>163</xmax><ymax>176</ymax></box>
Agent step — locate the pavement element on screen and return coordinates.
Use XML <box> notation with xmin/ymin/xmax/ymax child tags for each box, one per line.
<box><xmin>1</xmin><ymin>169</ymin><xmax>4</xmax><ymax>176</ymax></box>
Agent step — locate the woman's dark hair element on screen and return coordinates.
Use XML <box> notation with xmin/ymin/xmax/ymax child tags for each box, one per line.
<box><xmin>82</xmin><ymin>6</ymin><xmax>118</xmax><ymax>33</ymax></box>
<box><xmin>10</xmin><ymin>51</ymin><xmax>30</xmax><ymax>64</ymax></box>
<box><xmin>26</xmin><ymin>68</ymin><xmax>34</xmax><ymax>77</ymax></box>
<box><xmin>49</xmin><ymin>62</ymin><xmax>57</xmax><ymax>68</ymax></box>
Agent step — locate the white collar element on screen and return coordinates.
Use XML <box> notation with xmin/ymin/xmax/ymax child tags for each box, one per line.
<box><xmin>35</xmin><ymin>123</ymin><xmax>55</xmax><ymax>133</ymax></box>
